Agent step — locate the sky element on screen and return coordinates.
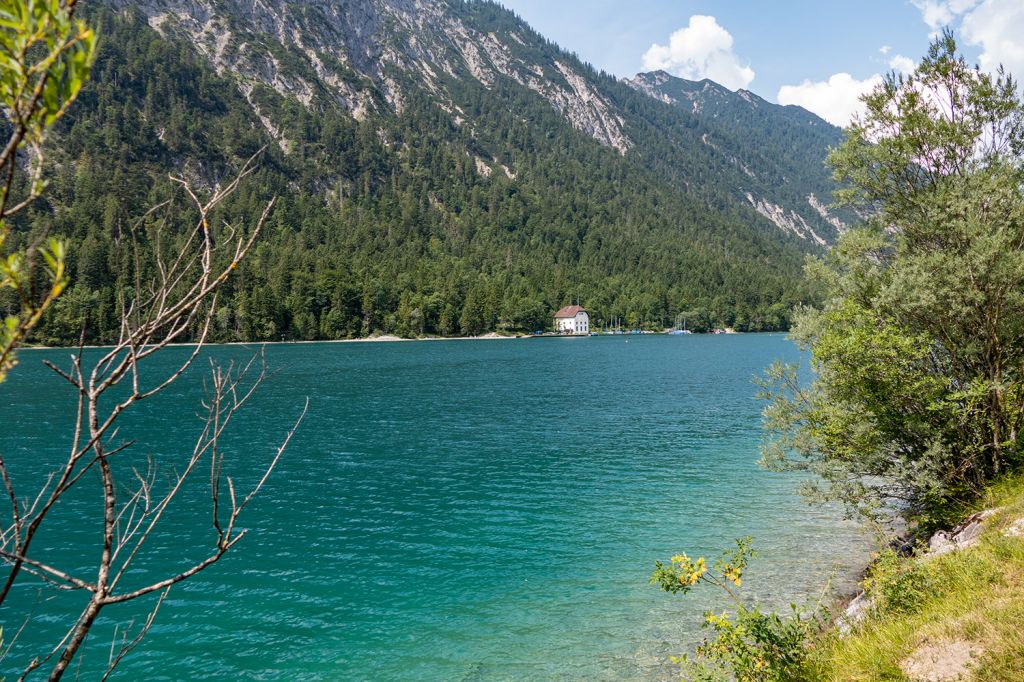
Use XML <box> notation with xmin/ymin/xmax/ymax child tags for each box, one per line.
<box><xmin>495</xmin><ymin>0</ymin><xmax>1024</xmax><ymax>126</ymax></box>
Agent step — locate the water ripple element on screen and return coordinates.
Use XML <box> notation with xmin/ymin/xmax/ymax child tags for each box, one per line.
<box><xmin>0</xmin><ymin>335</ymin><xmax>867</xmax><ymax>680</ymax></box>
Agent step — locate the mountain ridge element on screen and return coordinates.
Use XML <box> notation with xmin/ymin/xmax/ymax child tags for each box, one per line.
<box><xmin>626</xmin><ymin>69</ymin><xmax>850</xmax><ymax>245</ymax></box>
<box><xmin>101</xmin><ymin>0</ymin><xmax>848</xmax><ymax>244</ymax></box>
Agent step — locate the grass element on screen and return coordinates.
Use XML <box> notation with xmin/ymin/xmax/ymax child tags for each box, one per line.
<box><xmin>808</xmin><ymin>473</ymin><xmax>1024</xmax><ymax>681</ymax></box>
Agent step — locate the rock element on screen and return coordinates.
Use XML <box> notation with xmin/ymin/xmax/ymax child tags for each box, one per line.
<box><xmin>1004</xmin><ymin>518</ymin><xmax>1024</xmax><ymax>538</ymax></box>
<box><xmin>927</xmin><ymin>508</ymin><xmax>1000</xmax><ymax>557</ymax></box>
<box><xmin>901</xmin><ymin>639</ymin><xmax>981</xmax><ymax>681</ymax></box>
<box><xmin>889</xmin><ymin>534</ymin><xmax>917</xmax><ymax>556</ymax></box>
<box><xmin>105</xmin><ymin>0</ymin><xmax>634</xmax><ymax>153</ymax></box>
<box><xmin>928</xmin><ymin>530</ymin><xmax>958</xmax><ymax>557</ymax></box>
<box><xmin>836</xmin><ymin>591</ymin><xmax>872</xmax><ymax>635</ymax></box>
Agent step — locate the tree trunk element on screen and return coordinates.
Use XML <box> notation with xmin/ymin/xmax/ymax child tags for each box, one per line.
<box><xmin>49</xmin><ymin>597</ymin><xmax>102</xmax><ymax>681</ymax></box>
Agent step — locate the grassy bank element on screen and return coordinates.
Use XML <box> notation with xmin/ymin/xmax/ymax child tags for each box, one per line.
<box><xmin>810</xmin><ymin>474</ymin><xmax>1024</xmax><ymax>680</ymax></box>
<box><xmin>656</xmin><ymin>474</ymin><xmax>1024</xmax><ymax>680</ymax></box>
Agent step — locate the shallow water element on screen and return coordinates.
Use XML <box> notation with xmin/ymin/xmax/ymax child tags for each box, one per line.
<box><xmin>0</xmin><ymin>334</ymin><xmax>865</xmax><ymax>680</ymax></box>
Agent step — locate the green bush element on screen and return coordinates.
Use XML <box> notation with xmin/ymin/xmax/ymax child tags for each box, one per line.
<box><xmin>863</xmin><ymin>549</ymin><xmax>939</xmax><ymax>616</ymax></box>
<box><xmin>652</xmin><ymin>538</ymin><xmax>822</xmax><ymax>681</ymax></box>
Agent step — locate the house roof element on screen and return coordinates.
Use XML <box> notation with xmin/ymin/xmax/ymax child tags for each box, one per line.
<box><xmin>554</xmin><ymin>305</ymin><xmax>587</xmax><ymax>318</ymax></box>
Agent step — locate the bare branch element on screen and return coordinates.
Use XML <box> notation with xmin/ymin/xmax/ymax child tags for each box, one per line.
<box><xmin>101</xmin><ymin>589</ymin><xmax>170</xmax><ymax>682</ymax></box>
<box><xmin>1</xmin><ymin>150</ymin><xmax>292</xmax><ymax>680</ymax></box>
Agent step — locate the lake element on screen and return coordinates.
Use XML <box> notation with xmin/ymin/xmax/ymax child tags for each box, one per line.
<box><xmin>0</xmin><ymin>334</ymin><xmax>865</xmax><ymax>680</ymax></box>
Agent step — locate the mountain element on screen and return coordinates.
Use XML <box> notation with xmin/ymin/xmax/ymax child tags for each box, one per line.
<box><xmin>112</xmin><ymin>0</ymin><xmax>635</xmax><ymax>152</ymax></box>
<box><xmin>627</xmin><ymin>71</ymin><xmax>850</xmax><ymax>245</ymax></box>
<box><xmin>15</xmin><ymin>0</ymin><xmax>851</xmax><ymax>342</ymax></box>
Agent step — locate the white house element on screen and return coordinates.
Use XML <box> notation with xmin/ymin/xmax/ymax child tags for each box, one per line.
<box><xmin>554</xmin><ymin>305</ymin><xmax>589</xmax><ymax>335</ymax></box>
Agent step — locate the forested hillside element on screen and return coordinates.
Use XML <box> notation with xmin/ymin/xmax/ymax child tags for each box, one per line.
<box><xmin>629</xmin><ymin>71</ymin><xmax>851</xmax><ymax>245</ymax></box>
<box><xmin>5</xmin><ymin>1</ymin><xmax>844</xmax><ymax>343</ymax></box>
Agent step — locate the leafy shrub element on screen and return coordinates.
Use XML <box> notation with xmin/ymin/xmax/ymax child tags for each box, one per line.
<box><xmin>863</xmin><ymin>549</ymin><xmax>939</xmax><ymax>616</ymax></box>
<box><xmin>652</xmin><ymin>538</ymin><xmax>822</xmax><ymax>681</ymax></box>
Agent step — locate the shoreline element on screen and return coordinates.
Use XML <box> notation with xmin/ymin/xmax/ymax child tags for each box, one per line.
<box><xmin>20</xmin><ymin>329</ymin><xmax>782</xmax><ymax>352</ymax></box>
<box><xmin>20</xmin><ymin>331</ymin><xmax>538</xmax><ymax>351</ymax></box>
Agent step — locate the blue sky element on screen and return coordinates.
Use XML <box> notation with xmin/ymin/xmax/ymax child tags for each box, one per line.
<box><xmin>495</xmin><ymin>1</ymin><xmax>1022</xmax><ymax>126</ymax></box>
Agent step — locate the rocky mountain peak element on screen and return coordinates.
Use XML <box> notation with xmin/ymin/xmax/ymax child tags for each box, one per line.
<box><xmin>104</xmin><ymin>0</ymin><xmax>632</xmax><ymax>153</ymax></box>
<box><xmin>94</xmin><ymin>0</ymin><xmax>851</xmax><ymax>249</ymax></box>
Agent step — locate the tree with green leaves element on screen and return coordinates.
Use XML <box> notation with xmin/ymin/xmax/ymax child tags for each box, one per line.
<box><xmin>761</xmin><ymin>32</ymin><xmax>1024</xmax><ymax>528</ymax></box>
<box><xmin>0</xmin><ymin>0</ymin><xmax>94</xmax><ymax>382</ymax></box>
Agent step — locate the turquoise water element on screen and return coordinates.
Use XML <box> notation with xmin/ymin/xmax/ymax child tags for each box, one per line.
<box><xmin>0</xmin><ymin>335</ymin><xmax>864</xmax><ymax>680</ymax></box>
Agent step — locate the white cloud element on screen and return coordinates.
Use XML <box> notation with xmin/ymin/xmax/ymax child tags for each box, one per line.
<box><xmin>961</xmin><ymin>0</ymin><xmax>1024</xmax><ymax>81</ymax></box>
<box><xmin>776</xmin><ymin>0</ymin><xmax>1023</xmax><ymax>130</ymax></box>
<box><xmin>641</xmin><ymin>15</ymin><xmax>755</xmax><ymax>90</ymax></box>
<box><xmin>911</xmin><ymin>0</ymin><xmax>980</xmax><ymax>30</ymax></box>
<box><xmin>777</xmin><ymin>73</ymin><xmax>883</xmax><ymax>127</ymax></box>
<box><xmin>888</xmin><ymin>55</ymin><xmax>917</xmax><ymax>74</ymax></box>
